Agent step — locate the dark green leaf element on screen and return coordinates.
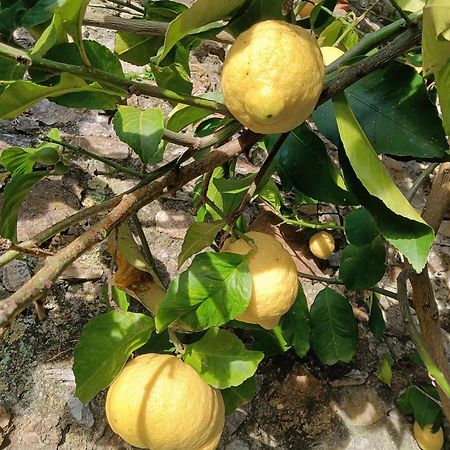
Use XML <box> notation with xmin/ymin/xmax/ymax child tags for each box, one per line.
<box><xmin>20</xmin><ymin>0</ymin><xmax>56</xmax><ymax>27</ymax></box>
<box><xmin>310</xmin><ymin>288</ymin><xmax>358</xmax><ymax>365</ymax></box>
<box><xmin>274</xmin><ymin>124</ymin><xmax>357</xmax><ymax>205</ymax></box>
<box><xmin>113</xmin><ymin>106</ymin><xmax>165</xmax><ymax>164</ymax></box>
<box><xmin>145</xmin><ymin>1</ymin><xmax>187</xmax><ymax>20</ymax></box>
<box><xmin>73</xmin><ymin>311</ymin><xmax>154</xmax><ymax>403</ymax></box>
<box><xmin>435</xmin><ymin>61</ymin><xmax>450</xmax><ymax>136</ymax></box>
<box><xmin>249</xmin><ymin>326</ymin><xmax>290</xmax><ymax>356</ymax></box>
<box><xmin>409</xmin><ymin>386</ymin><xmax>442</xmax><ymax>428</ymax></box>
<box><xmin>368</xmin><ymin>293</ymin><xmax>385</xmax><ymax>339</ymax></box>
<box><xmin>155</xmin><ymin>252</ymin><xmax>252</xmax><ymax>332</ymax></box>
<box><xmin>135</xmin><ymin>329</ymin><xmax>175</xmax><ymax>355</ymax></box>
<box><xmin>333</xmin><ymin>93</ymin><xmax>434</xmax><ymax>272</ymax></box>
<box><xmin>280</xmin><ymin>285</ymin><xmax>310</xmax><ymax>358</ymax></box>
<box><xmin>377</xmin><ymin>354</ymin><xmax>393</xmax><ymax>386</ymax></box>
<box><xmin>0</xmin><ymin>55</ymin><xmax>26</xmax><ymax>81</ymax></box>
<box><xmin>314</xmin><ymin>62</ymin><xmax>448</xmax><ymax>160</ymax></box>
<box><xmin>115</xmin><ymin>32</ymin><xmax>163</xmax><ymax>65</ymax></box>
<box><xmin>183</xmin><ymin>327</ymin><xmax>264</xmax><ymax>389</ymax></box>
<box><xmin>340</xmin><ymin>236</ymin><xmax>386</xmax><ymax>290</ymax></box>
<box><xmin>221</xmin><ymin>376</ymin><xmax>257</xmax><ymax>415</ymax></box>
<box><xmin>344</xmin><ymin>208</ymin><xmax>380</xmax><ymax>246</ymax></box>
<box><xmin>0</xmin><ymin>171</ymin><xmax>49</xmax><ymax>242</ymax></box>
<box><xmin>178</xmin><ymin>220</ymin><xmax>226</xmax><ymax>268</ymax></box>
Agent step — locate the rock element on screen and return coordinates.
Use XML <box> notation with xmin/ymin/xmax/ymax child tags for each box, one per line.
<box><xmin>2</xmin><ymin>260</ymin><xmax>31</xmax><ymax>292</ymax></box>
<box><xmin>0</xmin><ymin>404</ymin><xmax>11</xmax><ymax>430</ymax></box>
<box><xmin>225</xmin><ymin>438</ymin><xmax>250</xmax><ymax>450</ymax></box>
<box><xmin>331</xmin><ymin>386</ymin><xmax>387</xmax><ymax>427</ymax></box>
<box><xmin>60</xmin><ymin>263</ymin><xmax>103</xmax><ymax>281</ymax></box>
<box><xmin>328</xmin><ymin>370</ymin><xmax>369</xmax><ymax>388</ymax></box>
<box><xmin>67</xmin><ymin>397</ymin><xmax>94</xmax><ymax>428</ymax></box>
<box><xmin>68</xmin><ymin>136</ymin><xmax>130</xmax><ymax>160</ymax></box>
<box><xmin>224</xmin><ymin>409</ymin><xmax>248</xmax><ymax>437</ymax></box>
<box><xmin>155</xmin><ymin>210</ymin><xmax>194</xmax><ymax>240</ymax></box>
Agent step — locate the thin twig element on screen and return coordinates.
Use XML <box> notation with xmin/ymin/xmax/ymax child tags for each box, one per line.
<box><xmin>388</xmin><ymin>0</ymin><xmax>412</xmax><ymax>23</ymax></box>
<box><xmin>406</xmin><ymin>163</ymin><xmax>439</xmax><ymax>202</ymax></box>
<box><xmin>0</xmin><ymin>238</ymin><xmax>53</xmax><ymax>258</ymax></box>
<box><xmin>105</xmin><ymin>0</ymin><xmax>144</xmax><ymax>14</ymax></box>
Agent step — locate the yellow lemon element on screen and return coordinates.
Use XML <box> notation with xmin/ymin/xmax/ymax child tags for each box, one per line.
<box><xmin>222</xmin><ymin>231</ymin><xmax>299</xmax><ymax>329</ymax></box>
<box><xmin>320</xmin><ymin>46</ymin><xmax>345</xmax><ymax>66</ymax></box>
<box><xmin>221</xmin><ymin>20</ymin><xmax>324</xmax><ymax>134</ymax></box>
<box><xmin>106</xmin><ymin>354</ymin><xmax>225</xmax><ymax>450</ymax></box>
<box><xmin>413</xmin><ymin>421</ymin><xmax>444</xmax><ymax>450</ymax></box>
<box><xmin>309</xmin><ymin>231</ymin><xmax>335</xmax><ymax>259</ymax></box>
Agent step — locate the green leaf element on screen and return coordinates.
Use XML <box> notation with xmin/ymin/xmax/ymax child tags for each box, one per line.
<box><xmin>113</xmin><ymin>106</ymin><xmax>165</xmax><ymax>164</ymax></box>
<box><xmin>249</xmin><ymin>325</ymin><xmax>289</xmax><ymax>356</ymax></box>
<box><xmin>151</xmin><ymin>43</ymin><xmax>192</xmax><ymax>94</ymax></box>
<box><xmin>274</xmin><ymin>124</ymin><xmax>356</xmax><ymax>205</ymax></box>
<box><xmin>0</xmin><ymin>55</ymin><xmax>26</xmax><ymax>81</ymax></box>
<box><xmin>318</xmin><ymin>19</ymin><xmax>343</xmax><ymax>47</ymax></box>
<box><xmin>310</xmin><ymin>288</ymin><xmax>358</xmax><ymax>365</ymax></box>
<box><xmin>435</xmin><ymin>61</ymin><xmax>450</xmax><ymax>136</ymax></box>
<box><xmin>377</xmin><ymin>354</ymin><xmax>393</xmax><ymax>386</ymax></box>
<box><xmin>115</xmin><ymin>32</ymin><xmax>163</xmax><ymax>65</ymax></box>
<box><xmin>31</xmin><ymin>14</ymin><xmax>67</xmax><ymax>58</ymax></box>
<box><xmin>221</xmin><ymin>376</ymin><xmax>257</xmax><ymax>415</ymax></box>
<box><xmin>159</xmin><ymin>0</ymin><xmax>247</xmax><ymax>61</ymax></box>
<box><xmin>397</xmin><ymin>0</ymin><xmax>425</xmax><ymax>12</ymax></box>
<box><xmin>258</xmin><ymin>179</ymin><xmax>283</xmax><ymax>212</ymax></box>
<box><xmin>178</xmin><ymin>220</ymin><xmax>226</xmax><ymax>268</ymax></box>
<box><xmin>314</xmin><ymin>62</ymin><xmax>448</xmax><ymax>160</ymax></box>
<box><xmin>280</xmin><ymin>285</ymin><xmax>311</xmax><ymax>358</ymax></box>
<box><xmin>422</xmin><ymin>0</ymin><xmax>450</xmax><ymax>76</ymax></box>
<box><xmin>145</xmin><ymin>1</ymin><xmax>188</xmax><ymax>20</ymax></box>
<box><xmin>166</xmin><ymin>92</ymin><xmax>223</xmax><ymax>132</ymax></box>
<box><xmin>135</xmin><ymin>329</ymin><xmax>175</xmax><ymax>355</ymax></box>
<box><xmin>333</xmin><ymin>92</ymin><xmax>434</xmax><ymax>272</ymax></box>
<box><xmin>0</xmin><ymin>73</ymin><xmax>122</xmax><ymax>119</ymax></box>
<box><xmin>344</xmin><ymin>208</ymin><xmax>380</xmax><ymax>246</ymax></box>
<box><xmin>182</xmin><ymin>327</ymin><xmax>264</xmax><ymax>389</ymax></box>
<box><xmin>368</xmin><ymin>293</ymin><xmax>385</xmax><ymax>339</ymax></box>
<box><xmin>156</xmin><ymin>251</ymin><xmax>252</xmax><ymax>332</ymax></box>
<box><xmin>102</xmin><ymin>284</ymin><xmax>130</xmax><ymax>312</ymax></box>
<box><xmin>73</xmin><ymin>311</ymin><xmax>154</xmax><ymax>403</ymax></box>
<box><xmin>20</xmin><ymin>0</ymin><xmax>57</xmax><ymax>27</ymax></box>
<box><xmin>340</xmin><ymin>236</ymin><xmax>386</xmax><ymax>290</ymax></box>
<box><xmin>0</xmin><ymin>171</ymin><xmax>49</xmax><ymax>242</ymax></box>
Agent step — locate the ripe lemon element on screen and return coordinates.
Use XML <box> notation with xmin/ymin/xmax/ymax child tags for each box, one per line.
<box><xmin>106</xmin><ymin>354</ymin><xmax>225</xmax><ymax>450</ymax></box>
<box><xmin>221</xmin><ymin>20</ymin><xmax>324</xmax><ymax>134</ymax></box>
<box><xmin>222</xmin><ymin>231</ymin><xmax>299</xmax><ymax>329</ymax></box>
<box><xmin>413</xmin><ymin>421</ymin><xmax>444</xmax><ymax>450</ymax></box>
<box><xmin>320</xmin><ymin>46</ymin><xmax>345</xmax><ymax>66</ymax></box>
<box><xmin>309</xmin><ymin>231</ymin><xmax>335</xmax><ymax>259</ymax></box>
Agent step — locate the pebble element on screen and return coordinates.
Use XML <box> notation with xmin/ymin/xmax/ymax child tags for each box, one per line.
<box><xmin>2</xmin><ymin>260</ymin><xmax>31</xmax><ymax>292</ymax></box>
<box><xmin>67</xmin><ymin>397</ymin><xmax>94</xmax><ymax>428</ymax></box>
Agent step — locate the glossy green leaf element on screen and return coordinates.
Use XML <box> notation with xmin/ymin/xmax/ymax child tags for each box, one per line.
<box><xmin>166</xmin><ymin>92</ymin><xmax>223</xmax><ymax>132</ymax></box>
<box><xmin>113</xmin><ymin>106</ymin><xmax>165</xmax><ymax>164</ymax></box>
<box><xmin>115</xmin><ymin>32</ymin><xmax>163</xmax><ymax>65</ymax></box>
<box><xmin>145</xmin><ymin>1</ymin><xmax>187</xmax><ymax>20</ymax></box>
<box><xmin>0</xmin><ymin>171</ymin><xmax>49</xmax><ymax>242</ymax></box>
<box><xmin>344</xmin><ymin>208</ymin><xmax>380</xmax><ymax>246</ymax></box>
<box><xmin>155</xmin><ymin>252</ymin><xmax>252</xmax><ymax>332</ymax></box>
<box><xmin>178</xmin><ymin>220</ymin><xmax>226</xmax><ymax>268</ymax></box>
<box><xmin>73</xmin><ymin>311</ymin><xmax>154</xmax><ymax>403</ymax></box>
<box><xmin>340</xmin><ymin>236</ymin><xmax>386</xmax><ymax>290</ymax></box>
<box><xmin>314</xmin><ymin>63</ymin><xmax>448</xmax><ymax>160</ymax></box>
<box><xmin>0</xmin><ymin>55</ymin><xmax>26</xmax><ymax>81</ymax></box>
<box><xmin>31</xmin><ymin>14</ymin><xmax>67</xmax><ymax>57</ymax></box>
<box><xmin>333</xmin><ymin>93</ymin><xmax>434</xmax><ymax>272</ymax></box>
<box><xmin>151</xmin><ymin>43</ymin><xmax>192</xmax><ymax>94</ymax></box>
<box><xmin>397</xmin><ymin>0</ymin><xmax>425</xmax><ymax>11</ymax></box>
<box><xmin>135</xmin><ymin>329</ymin><xmax>175</xmax><ymax>355</ymax></box>
<box><xmin>159</xmin><ymin>0</ymin><xmax>247</xmax><ymax>61</ymax></box>
<box><xmin>435</xmin><ymin>62</ymin><xmax>450</xmax><ymax>136</ymax></box>
<box><xmin>258</xmin><ymin>179</ymin><xmax>283</xmax><ymax>212</ymax></box>
<box><xmin>183</xmin><ymin>327</ymin><xmax>264</xmax><ymax>389</ymax></box>
<box><xmin>249</xmin><ymin>325</ymin><xmax>289</xmax><ymax>356</ymax></box>
<box><xmin>318</xmin><ymin>19</ymin><xmax>343</xmax><ymax>47</ymax></box>
<box><xmin>20</xmin><ymin>0</ymin><xmax>57</xmax><ymax>27</ymax></box>
<box><xmin>368</xmin><ymin>293</ymin><xmax>385</xmax><ymax>339</ymax></box>
<box><xmin>280</xmin><ymin>284</ymin><xmax>311</xmax><ymax>358</ymax></box>
<box><xmin>102</xmin><ymin>284</ymin><xmax>130</xmax><ymax>312</ymax></box>
<box><xmin>274</xmin><ymin>124</ymin><xmax>356</xmax><ymax>205</ymax></box>
<box><xmin>377</xmin><ymin>354</ymin><xmax>393</xmax><ymax>386</ymax></box>
<box><xmin>310</xmin><ymin>288</ymin><xmax>358</xmax><ymax>365</ymax></box>
<box><xmin>221</xmin><ymin>376</ymin><xmax>257</xmax><ymax>415</ymax></box>
<box><xmin>422</xmin><ymin>0</ymin><xmax>450</xmax><ymax>76</ymax></box>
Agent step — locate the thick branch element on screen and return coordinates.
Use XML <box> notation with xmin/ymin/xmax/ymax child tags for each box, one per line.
<box><xmin>83</xmin><ymin>11</ymin><xmax>235</xmax><ymax>44</ymax></box>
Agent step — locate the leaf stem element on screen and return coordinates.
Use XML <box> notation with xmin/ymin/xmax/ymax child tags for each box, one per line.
<box><xmin>44</xmin><ymin>137</ymin><xmax>144</xmax><ymax>179</ymax></box>
<box><xmin>406</xmin><ymin>163</ymin><xmax>439</xmax><ymax>202</ymax></box>
<box><xmin>388</xmin><ymin>0</ymin><xmax>412</xmax><ymax>23</ymax></box>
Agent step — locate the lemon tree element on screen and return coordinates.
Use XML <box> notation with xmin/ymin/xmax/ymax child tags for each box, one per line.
<box><xmin>0</xmin><ymin>0</ymin><xmax>450</xmax><ymax>447</ymax></box>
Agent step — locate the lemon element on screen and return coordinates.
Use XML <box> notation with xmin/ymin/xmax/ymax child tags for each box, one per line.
<box><xmin>222</xmin><ymin>231</ymin><xmax>299</xmax><ymax>329</ymax></box>
<box><xmin>221</xmin><ymin>20</ymin><xmax>324</xmax><ymax>134</ymax></box>
<box><xmin>413</xmin><ymin>421</ymin><xmax>444</xmax><ymax>450</ymax></box>
<box><xmin>298</xmin><ymin>0</ymin><xmax>319</xmax><ymax>18</ymax></box>
<box><xmin>320</xmin><ymin>46</ymin><xmax>345</xmax><ymax>66</ymax></box>
<box><xmin>106</xmin><ymin>354</ymin><xmax>225</xmax><ymax>450</ymax></box>
<box><xmin>309</xmin><ymin>231</ymin><xmax>335</xmax><ymax>260</ymax></box>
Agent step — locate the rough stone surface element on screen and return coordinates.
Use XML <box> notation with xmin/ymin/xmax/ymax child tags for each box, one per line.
<box><xmin>2</xmin><ymin>260</ymin><xmax>31</xmax><ymax>292</ymax></box>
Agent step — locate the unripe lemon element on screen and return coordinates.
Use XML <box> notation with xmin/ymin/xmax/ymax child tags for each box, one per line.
<box><xmin>221</xmin><ymin>20</ymin><xmax>324</xmax><ymax>134</ymax></box>
<box><xmin>222</xmin><ymin>231</ymin><xmax>298</xmax><ymax>329</ymax></box>
<box><xmin>413</xmin><ymin>421</ymin><xmax>444</xmax><ymax>450</ymax></box>
<box><xmin>320</xmin><ymin>46</ymin><xmax>345</xmax><ymax>66</ymax></box>
<box><xmin>106</xmin><ymin>354</ymin><xmax>225</xmax><ymax>450</ymax></box>
<box><xmin>309</xmin><ymin>231</ymin><xmax>335</xmax><ymax>259</ymax></box>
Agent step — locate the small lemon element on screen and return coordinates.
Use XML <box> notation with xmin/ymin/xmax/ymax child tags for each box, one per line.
<box><xmin>309</xmin><ymin>231</ymin><xmax>335</xmax><ymax>259</ymax></box>
<box><xmin>298</xmin><ymin>0</ymin><xmax>320</xmax><ymax>18</ymax></box>
<box><xmin>222</xmin><ymin>231</ymin><xmax>298</xmax><ymax>329</ymax></box>
<box><xmin>106</xmin><ymin>354</ymin><xmax>225</xmax><ymax>450</ymax></box>
<box><xmin>221</xmin><ymin>20</ymin><xmax>324</xmax><ymax>134</ymax></box>
<box><xmin>320</xmin><ymin>46</ymin><xmax>345</xmax><ymax>66</ymax></box>
<box><xmin>413</xmin><ymin>421</ymin><xmax>444</xmax><ymax>450</ymax></box>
